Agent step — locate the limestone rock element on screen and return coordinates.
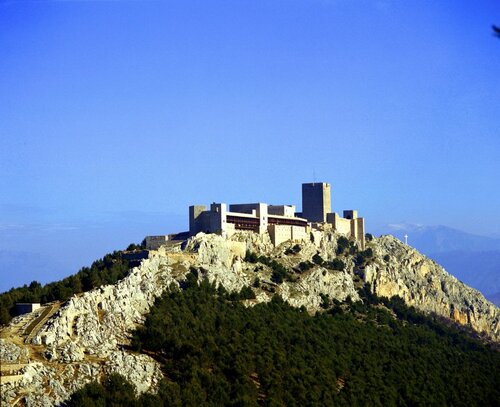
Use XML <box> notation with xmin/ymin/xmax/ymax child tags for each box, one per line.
<box><xmin>0</xmin><ymin>339</ymin><xmax>28</xmax><ymax>362</ymax></box>
<box><xmin>364</xmin><ymin>235</ymin><xmax>500</xmax><ymax>341</ymax></box>
<box><xmin>2</xmin><ymin>230</ymin><xmax>499</xmax><ymax>406</ymax></box>
<box><xmin>105</xmin><ymin>351</ymin><xmax>162</xmax><ymax>394</ymax></box>
<box><xmin>280</xmin><ymin>268</ymin><xmax>359</xmax><ymax>310</ymax></box>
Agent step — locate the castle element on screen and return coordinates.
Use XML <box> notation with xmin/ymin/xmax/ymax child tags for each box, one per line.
<box><xmin>187</xmin><ymin>182</ymin><xmax>365</xmax><ymax>248</ymax></box>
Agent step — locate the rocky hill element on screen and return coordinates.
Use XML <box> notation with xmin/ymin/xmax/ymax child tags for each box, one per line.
<box><xmin>378</xmin><ymin>223</ymin><xmax>500</xmax><ymax>304</ymax></box>
<box><xmin>1</xmin><ymin>231</ymin><xmax>499</xmax><ymax>406</ymax></box>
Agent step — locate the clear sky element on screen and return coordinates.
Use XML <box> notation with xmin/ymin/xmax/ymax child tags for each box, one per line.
<box><xmin>1</xmin><ymin>0</ymin><xmax>499</xmax><ymax>291</ymax></box>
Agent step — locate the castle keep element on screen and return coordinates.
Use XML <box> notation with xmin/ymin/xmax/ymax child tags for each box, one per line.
<box><xmin>301</xmin><ymin>182</ymin><xmax>331</xmax><ymax>222</ymax></box>
<box><xmin>188</xmin><ymin>182</ymin><xmax>365</xmax><ymax>248</ymax></box>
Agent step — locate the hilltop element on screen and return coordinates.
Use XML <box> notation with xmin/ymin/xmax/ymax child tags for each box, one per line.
<box><xmin>1</xmin><ymin>230</ymin><xmax>499</xmax><ymax>406</ymax></box>
<box><xmin>379</xmin><ymin>223</ymin><xmax>500</xmax><ymax>305</ymax></box>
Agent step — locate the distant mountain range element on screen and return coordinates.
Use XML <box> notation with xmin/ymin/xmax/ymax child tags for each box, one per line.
<box><xmin>375</xmin><ymin>223</ymin><xmax>500</xmax><ymax>306</ymax></box>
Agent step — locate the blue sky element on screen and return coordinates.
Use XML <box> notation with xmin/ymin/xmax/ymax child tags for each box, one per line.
<box><xmin>1</xmin><ymin>0</ymin><xmax>499</xmax><ymax>291</ymax></box>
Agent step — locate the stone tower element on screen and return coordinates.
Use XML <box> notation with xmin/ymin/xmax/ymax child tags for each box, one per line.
<box><xmin>301</xmin><ymin>182</ymin><xmax>331</xmax><ymax>222</ymax></box>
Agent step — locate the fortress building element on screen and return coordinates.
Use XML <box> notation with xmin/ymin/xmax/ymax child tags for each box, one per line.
<box><xmin>301</xmin><ymin>182</ymin><xmax>331</xmax><ymax>223</ymax></box>
<box><xmin>189</xmin><ymin>202</ymin><xmax>309</xmax><ymax>247</ymax></box>
<box><xmin>187</xmin><ymin>182</ymin><xmax>365</xmax><ymax>248</ymax></box>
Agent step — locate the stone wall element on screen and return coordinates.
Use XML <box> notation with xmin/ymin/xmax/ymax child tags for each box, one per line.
<box><xmin>268</xmin><ymin>205</ymin><xmax>296</xmax><ymax>217</ymax></box>
<box><xmin>327</xmin><ymin>213</ymin><xmax>351</xmax><ymax>235</ymax></box>
<box><xmin>267</xmin><ymin>224</ymin><xmax>308</xmax><ymax>246</ymax></box>
<box><xmin>144</xmin><ymin>236</ymin><xmax>168</xmax><ymax>250</ymax></box>
<box><xmin>268</xmin><ymin>224</ymin><xmax>292</xmax><ymax>246</ymax></box>
<box><xmin>291</xmin><ymin>225</ymin><xmax>308</xmax><ymax>241</ymax></box>
<box><xmin>355</xmin><ymin>218</ymin><xmax>365</xmax><ymax>249</ymax></box>
<box><xmin>228</xmin><ymin>203</ymin><xmax>260</xmax><ymax>215</ymax></box>
<box><xmin>189</xmin><ymin>205</ymin><xmax>207</xmax><ymax>235</ymax></box>
<box><xmin>302</xmin><ymin>182</ymin><xmax>331</xmax><ymax>223</ymax></box>
<box><xmin>14</xmin><ymin>303</ymin><xmax>41</xmax><ymax>316</ymax></box>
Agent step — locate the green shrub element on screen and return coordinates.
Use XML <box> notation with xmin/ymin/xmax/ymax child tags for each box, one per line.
<box><xmin>285</xmin><ymin>245</ymin><xmax>301</xmax><ymax>255</ymax></box>
<box><xmin>126</xmin><ymin>243</ymin><xmax>142</xmax><ymax>251</ymax></box>
<box><xmin>245</xmin><ymin>251</ymin><xmax>259</xmax><ymax>263</ymax></box>
<box><xmin>67</xmin><ymin>373</ymin><xmax>137</xmax><ymax>407</ymax></box>
<box><xmin>312</xmin><ymin>253</ymin><xmax>324</xmax><ymax>265</ymax></box>
<box><xmin>325</xmin><ymin>258</ymin><xmax>345</xmax><ymax>271</ymax></box>
<box><xmin>354</xmin><ymin>248</ymin><xmax>374</xmax><ymax>267</ymax></box>
<box><xmin>239</xmin><ymin>286</ymin><xmax>256</xmax><ymax>300</ymax></box>
<box><xmin>336</xmin><ymin>236</ymin><xmax>350</xmax><ymax>255</ymax></box>
<box><xmin>320</xmin><ymin>293</ymin><xmax>331</xmax><ymax>309</ymax></box>
<box><xmin>245</xmin><ymin>253</ymin><xmax>294</xmax><ymax>283</ymax></box>
<box><xmin>297</xmin><ymin>261</ymin><xmax>313</xmax><ymax>273</ymax></box>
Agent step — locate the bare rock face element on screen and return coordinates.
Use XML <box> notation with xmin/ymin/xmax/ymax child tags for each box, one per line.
<box><xmin>364</xmin><ymin>235</ymin><xmax>500</xmax><ymax>341</ymax></box>
<box><xmin>192</xmin><ymin>232</ymin><xmax>360</xmax><ymax>309</ymax></box>
<box><xmin>32</xmin><ymin>254</ymin><xmax>178</xmax><ymax>353</ymax></box>
<box><xmin>280</xmin><ymin>268</ymin><xmax>358</xmax><ymax>309</ymax></box>
<box><xmin>1</xmin><ymin>253</ymin><xmax>173</xmax><ymax>406</ymax></box>
<box><xmin>1</xmin><ymin>230</ymin><xmax>499</xmax><ymax>406</ymax></box>
<box><xmin>0</xmin><ymin>339</ymin><xmax>28</xmax><ymax>362</ymax></box>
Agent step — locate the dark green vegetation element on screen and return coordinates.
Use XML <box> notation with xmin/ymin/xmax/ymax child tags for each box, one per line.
<box><xmin>311</xmin><ymin>253</ymin><xmax>345</xmax><ymax>271</ymax></box>
<box><xmin>297</xmin><ymin>260</ymin><xmax>314</xmax><ymax>272</ymax></box>
<box><xmin>0</xmin><ymin>251</ymin><xmax>131</xmax><ymax>325</ymax></box>
<box><xmin>333</xmin><ymin>236</ymin><xmax>373</xmax><ymax>268</ymax></box>
<box><xmin>353</xmin><ymin>248</ymin><xmax>374</xmax><ymax>267</ymax></box>
<box><xmin>335</xmin><ymin>236</ymin><xmax>350</xmax><ymax>255</ymax></box>
<box><xmin>245</xmin><ymin>251</ymin><xmax>294</xmax><ymax>284</ymax></box>
<box><xmin>245</xmin><ymin>249</ymin><xmax>346</xmax><ymax>283</ymax></box>
<box><xmin>66</xmin><ymin>373</ymin><xmax>139</xmax><ymax>407</ymax></box>
<box><xmin>69</xmin><ymin>272</ymin><xmax>500</xmax><ymax>407</ymax></box>
<box><xmin>284</xmin><ymin>244</ymin><xmax>302</xmax><ymax>255</ymax></box>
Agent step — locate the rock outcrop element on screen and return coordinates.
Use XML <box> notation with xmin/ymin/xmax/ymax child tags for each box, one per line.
<box><xmin>365</xmin><ymin>235</ymin><xmax>500</xmax><ymax>340</ymax></box>
<box><xmin>1</xmin><ymin>231</ymin><xmax>498</xmax><ymax>406</ymax></box>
